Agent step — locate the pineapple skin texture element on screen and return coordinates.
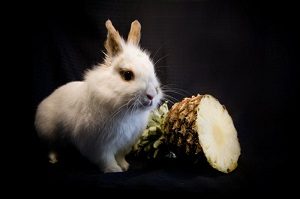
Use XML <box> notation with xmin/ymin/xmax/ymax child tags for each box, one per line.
<box><xmin>163</xmin><ymin>95</ymin><xmax>203</xmax><ymax>157</ymax></box>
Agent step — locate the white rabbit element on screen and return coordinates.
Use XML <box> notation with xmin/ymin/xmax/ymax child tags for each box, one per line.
<box><xmin>35</xmin><ymin>20</ymin><xmax>163</xmax><ymax>173</ymax></box>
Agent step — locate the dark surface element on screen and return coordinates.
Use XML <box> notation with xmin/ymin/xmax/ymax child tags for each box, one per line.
<box><xmin>31</xmin><ymin>0</ymin><xmax>298</xmax><ymax>194</ymax></box>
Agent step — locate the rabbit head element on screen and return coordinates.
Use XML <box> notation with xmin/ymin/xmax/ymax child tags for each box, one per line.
<box><xmin>85</xmin><ymin>20</ymin><xmax>162</xmax><ymax>112</ymax></box>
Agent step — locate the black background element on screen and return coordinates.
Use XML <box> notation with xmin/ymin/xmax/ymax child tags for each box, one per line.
<box><xmin>31</xmin><ymin>0</ymin><xmax>298</xmax><ymax>195</ymax></box>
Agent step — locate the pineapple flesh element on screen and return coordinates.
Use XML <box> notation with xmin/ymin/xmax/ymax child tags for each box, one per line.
<box><xmin>196</xmin><ymin>95</ymin><xmax>240</xmax><ymax>173</ymax></box>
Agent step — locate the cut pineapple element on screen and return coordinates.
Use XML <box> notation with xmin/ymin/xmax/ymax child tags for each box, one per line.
<box><xmin>132</xmin><ymin>94</ymin><xmax>241</xmax><ymax>173</ymax></box>
<box><xmin>164</xmin><ymin>94</ymin><xmax>240</xmax><ymax>173</ymax></box>
<box><xmin>196</xmin><ymin>95</ymin><xmax>240</xmax><ymax>173</ymax></box>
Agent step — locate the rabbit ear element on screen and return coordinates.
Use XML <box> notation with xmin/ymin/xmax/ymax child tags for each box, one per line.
<box><xmin>104</xmin><ymin>20</ymin><xmax>123</xmax><ymax>56</ymax></box>
<box><xmin>127</xmin><ymin>20</ymin><xmax>141</xmax><ymax>45</ymax></box>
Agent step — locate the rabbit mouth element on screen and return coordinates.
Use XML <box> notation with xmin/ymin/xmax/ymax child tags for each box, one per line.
<box><xmin>143</xmin><ymin>100</ymin><xmax>153</xmax><ymax>107</ymax></box>
<box><xmin>127</xmin><ymin>93</ymin><xmax>154</xmax><ymax>110</ymax></box>
<box><xmin>137</xmin><ymin>98</ymin><xmax>153</xmax><ymax>109</ymax></box>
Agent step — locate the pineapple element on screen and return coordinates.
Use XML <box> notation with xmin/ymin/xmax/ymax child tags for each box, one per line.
<box><xmin>132</xmin><ymin>94</ymin><xmax>241</xmax><ymax>173</ymax></box>
<box><xmin>132</xmin><ymin>101</ymin><xmax>169</xmax><ymax>159</ymax></box>
<box><xmin>164</xmin><ymin>94</ymin><xmax>240</xmax><ymax>173</ymax></box>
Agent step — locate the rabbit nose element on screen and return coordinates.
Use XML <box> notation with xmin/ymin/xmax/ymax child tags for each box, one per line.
<box><xmin>146</xmin><ymin>94</ymin><xmax>153</xmax><ymax>100</ymax></box>
<box><xmin>146</xmin><ymin>86</ymin><xmax>157</xmax><ymax>101</ymax></box>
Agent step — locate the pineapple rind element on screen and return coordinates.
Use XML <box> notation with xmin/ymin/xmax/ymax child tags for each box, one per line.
<box><xmin>163</xmin><ymin>95</ymin><xmax>203</xmax><ymax>156</ymax></box>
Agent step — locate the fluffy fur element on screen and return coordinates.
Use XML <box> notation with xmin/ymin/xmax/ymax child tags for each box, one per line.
<box><xmin>35</xmin><ymin>20</ymin><xmax>162</xmax><ymax>173</ymax></box>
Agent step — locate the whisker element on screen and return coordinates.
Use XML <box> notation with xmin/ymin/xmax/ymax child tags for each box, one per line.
<box><xmin>99</xmin><ymin>103</ymin><xmax>127</xmax><ymax>133</ymax></box>
<box><xmin>97</xmin><ymin>93</ymin><xmax>140</xmax><ymax>139</ymax></box>
<box><xmin>161</xmin><ymin>84</ymin><xmax>192</xmax><ymax>97</ymax></box>
<box><xmin>162</xmin><ymin>94</ymin><xmax>178</xmax><ymax>105</ymax></box>
<box><xmin>131</xmin><ymin>99</ymin><xmax>139</xmax><ymax>116</ymax></box>
<box><xmin>129</xmin><ymin>93</ymin><xmax>141</xmax><ymax>116</ymax></box>
<box><xmin>151</xmin><ymin>44</ymin><xmax>165</xmax><ymax>61</ymax></box>
<box><xmin>154</xmin><ymin>54</ymin><xmax>169</xmax><ymax>66</ymax></box>
<box><xmin>159</xmin><ymin>84</ymin><xmax>195</xmax><ymax>106</ymax></box>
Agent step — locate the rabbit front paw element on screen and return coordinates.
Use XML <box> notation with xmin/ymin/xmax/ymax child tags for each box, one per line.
<box><xmin>103</xmin><ymin>164</ymin><xmax>123</xmax><ymax>173</ymax></box>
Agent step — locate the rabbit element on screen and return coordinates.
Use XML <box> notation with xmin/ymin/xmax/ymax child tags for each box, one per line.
<box><xmin>35</xmin><ymin>20</ymin><xmax>163</xmax><ymax>173</ymax></box>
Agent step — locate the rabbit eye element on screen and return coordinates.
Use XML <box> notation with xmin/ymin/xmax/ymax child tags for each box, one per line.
<box><xmin>120</xmin><ymin>70</ymin><xmax>134</xmax><ymax>81</ymax></box>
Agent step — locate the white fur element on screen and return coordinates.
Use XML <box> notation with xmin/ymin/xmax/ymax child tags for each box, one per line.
<box><xmin>35</xmin><ymin>40</ymin><xmax>162</xmax><ymax>173</ymax></box>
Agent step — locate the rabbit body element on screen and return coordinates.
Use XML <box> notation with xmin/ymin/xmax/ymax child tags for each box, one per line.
<box><xmin>35</xmin><ymin>20</ymin><xmax>162</xmax><ymax>173</ymax></box>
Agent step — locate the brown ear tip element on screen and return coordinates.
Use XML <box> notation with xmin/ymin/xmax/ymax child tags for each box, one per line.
<box><xmin>105</xmin><ymin>19</ymin><xmax>112</xmax><ymax>27</ymax></box>
<box><xmin>132</xmin><ymin>20</ymin><xmax>141</xmax><ymax>28</ymax></box>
